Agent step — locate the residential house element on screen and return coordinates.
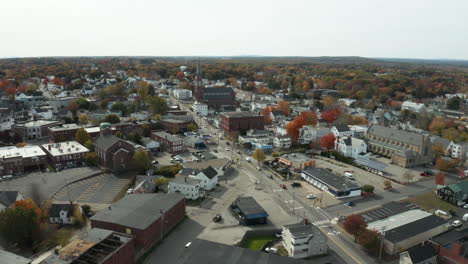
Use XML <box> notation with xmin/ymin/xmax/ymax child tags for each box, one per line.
<box><xmin>331</xmin><ymin>124</ymin><xmax>352</xmax><ymax>138</ymax></box>
<box><xmin>141</xmin><ymin>137</ymin><xmax>160</xmax><ymax>152</ymax></box>
<box><xmin>192</xmin><ymin>166</ymin><xmax>219</xmax><ymax>190</ymax></box>
<box><xmin>366</xmin><ymin>124</ymin><xmax>432</xmax><ymax>168</ymax></box>
<box><xmin>41</xmin><ymin>141</ymin><xmax>90</xmax><ymax>170</ymax></box>
<box><xmin>168</xmin><ymin>176</ymin><xmax>204</xmax><ymax>200</ymax></box>
<box><xmin>399</xmin><ymin>244</ymin><xmax>437</xmax><ymax>264</ymax></box>
<box><xmin>0</xmin><ymin>145</ymin><xmax>47</xmax><ymax>176</ymax></box>
<box><xmin>437</xmin><ymin>181</ymin><xmax>468</xmax><ymax>206</ymax></box>
<box><xmin>282</xmin><ymin>223</ymin><xmax>328</xmax><ymax>259</ymax></box>
<box><xmin>274</xmin><ymin>136</ymin><xmax>292</xmax><ymax>149</ymax></box>
<box><xmin>270</xmin><ymin>110</ymin><xmax>287</xmax><ymax>122</ymax></box>
<box><xmin>335</xmin><ymin>136</ymin><xmax>367</xmax><ymax>159</ymax></box>
<box><xmin>448</xmin><ymin>141</ymin><xmax>468</xmax><ymax>161</ymax></box>
<box><xmin>402</xmin><ymin>101</ymin><xmax>426</xmax><ymax>113</ymax></box>
<box><xmin>152</xmin><ymin>131</ymin><xmax>186</xmax><ymax>153</ymax></box>
<box><xmin>192</xmin><ymin>101</ymin><xmax>208</xmax><ymax>116</ymax></box>
<box><xmin>430</xmin><ymin>136</ymin><xmax>451</xmax><ymax>157</ymax></box>
<box><xmin>95</xmin><ymin>130</ymin><xmax>140</xmax><ymax>172</ymax></box>
<box><xmin>15</xmin><ymin>91</ymin><xmax>44</xmax><ymax>106</ymax></box>
<box><xmin>91</xmin><ymin>194</ymin><xmax>186</xmax><ymax>252</ymax></box>
<box><xmin>299</xmin><ymin>125</ymin><xmax>330</xmax><ymax>145</ymax></box>
<box><xmin>0</xmin><ymin>191</ymin><xmax>24</xmax><ymax>211</ymax></box>
<box><xmin>49</xmin><ymin>203</ymin><xmax>80</xmax><ymax>225</ymax></box>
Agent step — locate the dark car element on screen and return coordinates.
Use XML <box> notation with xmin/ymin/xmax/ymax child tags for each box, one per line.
<box><xmin>279</xmin><ymin>184</ymin><xmax>287</xmax><ymax>189</ymax></box>
<box><xmin>449</xmin><ymin>209</ymin><xmax>457</xmax><ymax>216</ymax></box>
<box><xmin>226</xmin><ymin>141</ymin><xmax>230</xmax><ymax>145</ymax></box>
<box><xmin>294</xmin><ymin>169</ymin><xmax>302</xmax><ymax>173</ymax></box>
<box><xmin>213</xmin><ymin>149</ymin><xmax>218</xmax><ymax>153</ymax></box>
<box><xmin>213</xmin><ymin>214</ymin><xmax>222</xmax><ymax>222</ymax></box>
<box><xmin>291</xmin><ymin>182</ymin><xmax>302</xmax><ymax>187</ymax></box>
<box><xmin>344</xmin><ymin>201</ymin><xmax>354</xmax><ymax>207</ymax></box>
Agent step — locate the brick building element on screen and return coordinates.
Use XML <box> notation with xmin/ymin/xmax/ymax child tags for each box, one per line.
<box><xmin>161</xmin><ymin>119</ymin><xmax>191</xmax><ymax>134</ymax></box>
<box><xmin>95</xmin><ymin>130</ymin><xmax>140</xmax><ymax>172</ymax></box>
<box><xmin>91</xmin><ymin>194</ymin><xmax>186</xmax><ymax>252</ymax></box>
<box><xmin>152</xmin><ymin>131</ymin><xmax>186</xmax><ymax>153</ymax></box>
<box><xmin>221</xmin><ymin>112</ymin><xmax>264</xmax><ymax>136</ymax></box>
<box><xmin>13</xmin><ymin>120</ymin><xmax>61</xmax><ymax>140</ymax></box>
<box><xmin>41</xmin><ymin>141</ymin><xmax>89</xmax><ymax>170</ymax></box>
<box><xmin>0</xmin><ymin>145</ymin><xmax>47</xmax><ymax>176</ymax></box>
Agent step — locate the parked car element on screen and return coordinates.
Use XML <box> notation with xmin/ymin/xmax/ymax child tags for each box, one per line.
<box><xmin>294</xmin><ymin>169</ymin><xmax>302</xmax><ymax>173</ymax></box>
<box><xmin>226</xmin><ymin>141</ymin><xmax>230</xmax><ymax>145</ymax></box>
<box><xmin>307</xmin><ymin>194</ymin><xmax>317</xmax><ymax>199</ymax></box>
<box><xmin>451</xmin><ymin>220</ymin><xmax>463</xmax><ymax>228</ymax></box>
<box><xmin>291</xmin><ymin>182</ymin><xmax>302</xmax><ymax>187</ymax></box>
<box><xmin>464</xmin><ymin>204</ymin><xmax>468</xmax><ymax>209</ymax></box>
<box><xmin>268</xmin><ymin>174</ymin><xmax>273</xmax><ymax>179</ymax></box>
<box><xmin>449</xmin><ymin>209</ymin><xmax>458</xmax><ymax>216</ymax></box>
<box><xmin>344</xmin><ymin>201</ymin><xmax>354</xmax><ymax>207</ymax></box>
<box><xmin>245</xmin><ymin>157</ymin><xmax>251</xmax><ymax>162</ymax></box>
<box><xmin>344</xmin><ymin>172</ymin><xmax>355</xmax><ymax>180</ymax></box>
<box><xmin>213</xmin><ymin>214</ymin><xmax>222</xmax><ymax>222</ymax></box>
<box><xmin>279</xmin><ymin>184</ymin><xmax>287</xmax><ymax>189</ymax></box>
<box><xmin>236</xmin><ymin>150</ymin><xmax>241</xmax><ymax>154</ymax></box>
<box><xmin>420</xmin><ymin>172</ymin><xmax>430</xmax><ymax>176</ymax></box>
<box><xmin>225</xmin><ymin>147</ymin><xmax>230</xmax><ymax>151</ymax></box>
<box><xmin>265</xmin><ymin>247</ymin><xmax>278</xmax><ymax>254</ymax></box>
<box><xmin>126</xmin><ymin>188</ymin><xmax>134</xmax><ymax>194</ymax></box>
<box><xmin>152</xmin><ymin>160</ymin><xmax>159</xmax><ymax>165</ymax></box>
<box><xmin>2</xmin><ymin>175</ymin><xmax>12</xmax><ymax>180</ymax></box>
<box><xmin>185</xmin><ymin>242</ymin><xmax>192</xmax><ymax>248</ymax></box>
<box><xmin>213</xmin><ymin>149</ymin><xmax>218</xmax><ymax>153</ymax></box>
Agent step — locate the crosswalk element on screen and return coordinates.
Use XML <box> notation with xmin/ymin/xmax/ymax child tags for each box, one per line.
<box><xmin>312</xmin><ymin>220</ymin><xmax>331</xmax><ymax>227</ymax></box>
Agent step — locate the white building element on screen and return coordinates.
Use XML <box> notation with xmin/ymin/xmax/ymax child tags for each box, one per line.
<box><xmin>338</xmin><ymin>98</ymin><xmax>356</xmax><ymax>106</ymax></box>
<box><xmin>173</xmin><ymin>89</ymin><xmax>192</xmax><ymax>100</ymax></box>
<box><xmin>348</xmin><ymin>125</ymin><xmax>367</xmax><ymax>138</ymax></box>
<box><xmin>401</xmin><ymin>101</ymin><xmax>426</xmax><ymax>113</ymax></box>
<box><xmin>192</xmin><ymin>101</ymin><xmax>208</xmax><ymax>116</ymax></box>
<box><xmin>448</xmin><ymin>141</ymin><xmax>468</xmax><ymax>161</ymax></box>
<box><xmin>335</xmin><ymin>136</ymin><xmax>367</xmax><ymax>159</ymax></box>
<box><xmin>0</xmin><ymin>116</ymin><xmax>14</xmax><ymax>131</ymax></box>
<box><xmin>274</xmin><ymin>136</ymin><xmax>292</xmax><ymax>149</ymax></box>
<box><xmin>299</xmin><ymin>126</ymin><xmax>330</xmax><ymax>144</ymax></box>
<box><xmin>331</xmin><ymin>124</ymin><xmax>352</xmax><ymax>138</ymax></box>
<box><xmin>192</xmin><ymin>166</ymin><xmax>220</xmax><ymax>191</ymax></box>
<box><xmin>168</xmin><ymin>177</ymin><xmax>204</xmax><ymax>200</ymax></box>
<box><xmin>282</xmin><ymin>223</ymin><xmax>328</xmax><ymax>258</ymax></box>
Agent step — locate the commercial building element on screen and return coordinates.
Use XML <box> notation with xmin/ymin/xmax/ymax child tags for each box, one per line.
<box><xmin>192</xmin><ymin>101</ymin><xmax>208</xmax><ymax>116</ymax></box>
<box><xmin>173</xmin><ymin>89</ymin><xmax>192</xmax><ymax>100</ymax></box>
<box><xmin>401</xmin><ymin>101</ymin><xmax>426</xmax><ymax>113</ymax></box>
<box><xmin>91</xmin><ymin>194</ymin><xmax>186</xmax><ymax>252</ymax></box>
<box><xmin>274</xmin><ymin>136</ymin><xmax>292</xmax><ymax>149</ymax></box>
<box><xmin>366</xmin><ymin>124</ymin><xmax>432</xmax><ymax>168</ymax></box>
<box><xmin>42</xmin><ymin>228</ymin><xmax>135</xmax><ymax>264</ymax></box>
<box><xmin>221</xmin><ymin>112</ymin><xmax>265</xmax><ymax>136</ymax></box>
<box><xmin>429</xmin><ymin>227</ymin><xmax>468</xmax><ymax>264</ymax></box>
<box><xmin>383</xmin><ymin>215</ymin><xmax>448</xmax><ymax>255</ymax></box>
<box><xmin>176</xmin><ymin>239</ymin><xmax>309</xmax><ymax>264</ymax></box>
<box><xmin>437</xmin><ymin>181</ymin><xmax>468</xmax><ymax>206</ymax></box>
<box><xmin>161</xmin><ymin>119</ymin><xmax>192</xmax><ymax>134</ymax></box>
<box><xmin>230</xmin><ymin>196</ymin><xmax>268</xmax><ymax>225</ymax></box>
<box><xmin>42</xmin><ymin>141</ymin><xmax>89</xmax><ymax>170</ymax></box>
<box><xmin>278</xmin><ymin>153</ymin><xmax>314</xmax><ymax>169</ymax></box>
<box><xmin>301</xmin><ymin>168</ymin><xmax>361</xmax><ymax>199</ymax></box>
<box><xmin>194</xmin><ymin>84</ymin><xmax>236</xmax><ymax>107</ymax></box>
<box><xmin>152</xmin><ymin>131</ymin><xmax>186</xmax><ymax>153</ymax></box>
<box><xmin>168</xmin><ymin>177</ymin><xmax>204</xmax><ymax>200</ymax></box>
<box><xmin>12</xmin><ymin>120</ymin><xmax>61</xmax><ymax>140</ymax></box>
<box><xmin>282</xmin><ymin>223</ymin><xmax>327</xmax><ymax>259</ymax></box>
<box><xmin>0</xmin><ymin>145</ymin><xmax>47</xmax><ymax>176</ymax></box>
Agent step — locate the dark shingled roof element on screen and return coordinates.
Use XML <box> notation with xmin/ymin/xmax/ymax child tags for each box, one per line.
<box><xmin>95</xmin><ymin>134</ymin><xmax>121</xmax><ymax>151</ymax></box>
<box><xmin>431</xmin><ymin>227</ymin><xmax>468</xmax><ymax>246</ymax></box>
<box><xmin>91</xmin><ymin>193</ymin><xmax>185</xmax><ymax>230</ymax></box>
<box><xmin>406</xmin><ymin>244</ymin><xmax>437</xmax><ymax>263</ymax></box>
<box><xmin>202</xmin><ymin>166</ymin><xmax>218</xmax><ymax>179</ymax></box>
<box><xmin>384</xmin><ymin>215</ymin><xmax>448</xmax><ymax>243</ymax></box>
<box><xmin>49</xmin><ymin>204</ymin><xmax>75</xmax><ymax>218</ymax></box>
<box><xmin>176</xmin><ymin>239</ymin><xmax>308</xmax><ymax>264</ymax></box>
<box><xmin>367</xmin><ymin>124</ymin><xmax>424</xmax><ymax>146</ymax></box>
<box><xmin>334</xmin><ymin>124</ymin><xmax>350</xmax><ymax>132</ymax></box>
<box><xmin>231</xmin><ymin>197</ymin><xmax>268</xmax><ymax>219</ymax></box>
<box><xmin>0</xmin><ymin>191</ymin><xmax>21</xmax><ymax>208</ymax></box>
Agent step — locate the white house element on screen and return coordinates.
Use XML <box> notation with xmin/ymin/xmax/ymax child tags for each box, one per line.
<box><xmin>338</xmin><ymin>98</ymin><xmax>356</xmax><ymax>107</ymax></box>
<box><xmin>299</xmin><ymin>125</ymin><xmax>330</xmax><ymax>144</ymax></box>
<box><xmin>0</xmin><ymin>116</ymin><xmax>14</xmax><ymax>131</ymax></box>
<box><xmin>448</xmin><ymin>141</ymin><xmax>468</xmax><ymax>161</ymax></box>
<box><xmin>49</xmin><ymin>203</ymin><xmax>79</xmax><ymax>225</ymax></box>
<box><xmin>331</xmin><ymin>124</ymin><xmax>352</xmax><ymax>138</ymax></box>
<box><xmin>282</xmin><ymin>223</ymin><xmax>328</xmax><ymax>259</ymax></box>
<box><xmin>274</xmin><ymin>136</ymin><xmax>292</xmax><ymax>149</ymax></box>
<box><xmin>173</xmin><ymin>89</ymin><xmax>192</xmax><ymax>100</ymax></box>
<box><xmin>191</xmin><ymin>166</ymin><xmax>220</xmax><ymax>190</ymax></box>
<box><xmin>335</xmin><ymin>136</ymin><xmax>367</xmax><ymax>159</ymax></box>
<box><xmin>168</xmin><ymin>177</ymin><xmax>204</xmax><ymax>200</ymax></box>
<box><xmin>192</xmin><ymin>101</ymin><xmax>208</xmax><ymax>116</ymax></box>
<box><xmin>402</xmin><ymin>101</ymin><xmax>426</xmax><ymax>113</ymax></box>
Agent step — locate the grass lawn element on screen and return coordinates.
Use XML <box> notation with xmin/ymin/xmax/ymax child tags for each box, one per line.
<box><xmin>407</xmin><ymin>192</ymin><xmax>458</xmax><ymax>212</ymax></box>
<box><xmin>241</xmin><ymin>235</ymin><xmax>276</xmax><ymax>251</ymax></box>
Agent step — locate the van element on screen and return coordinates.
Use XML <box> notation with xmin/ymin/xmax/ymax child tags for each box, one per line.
<box><xmin>245</xmin><ymin>157</ymin><xmax>251</xmax><ymax>162</ymax></box>
<box><xmin>463</xmin><ymin>213</ymin><xmax>468</xmax><ymax>222</ymax></box>
<box><xmin>435</xmin><ymin>210</ymin><xmax>449</xmax><ymax>218</ymax></box>
<box><xmin>2</xmin><ymin>175</ymin><xmax>12</xmax><ymax>180</ymax></box>
<box><xmin>344</xmin><ymin>172</ymin><xmax>354</xmax><ymax>180</ymax></box>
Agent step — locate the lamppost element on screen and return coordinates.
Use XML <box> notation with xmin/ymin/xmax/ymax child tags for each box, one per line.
<box><xmin>159</xmin><ymin>210</ymin><xmax>165</xmax><ymax>242</ymax></box>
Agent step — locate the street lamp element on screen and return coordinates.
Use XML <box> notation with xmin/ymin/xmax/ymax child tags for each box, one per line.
<box><xmin>159</xmin><ymin>210</ymin><xmax>165</xmax><ymax>242</ymax></box>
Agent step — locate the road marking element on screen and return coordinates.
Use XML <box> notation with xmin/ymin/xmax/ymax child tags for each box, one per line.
<box><xmin>325</xmin><ymin>231</ymin><xmax>364</xmax><ymax>264</ymax></box>
<box><xmin>313</xmin><ymin>220</ymin><xmax>331</xmax><ymax>226</ymax></box>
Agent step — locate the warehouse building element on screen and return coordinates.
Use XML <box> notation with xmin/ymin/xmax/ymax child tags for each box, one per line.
<box><xmin>230</xmin><ymin>196</ymin><xmax>268</xmax><ymax>225</ymax></box>
<box><xmin>301</xmin><ymin>168</ymin><xmax>361</xmax><ymax>199</ymax></box>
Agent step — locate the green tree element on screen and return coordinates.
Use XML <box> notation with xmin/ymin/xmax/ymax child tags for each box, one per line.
<box><xmin>84</xmin><ymin>152</ymin><xmax>98</xmax><ymax>166</ymax></box>
<box><xmin>147</xmin><ymin>96</ymin><xmax>168</xmax><ymax>115</ymax></box>
<box><xmin>155</xmin><ymin>177</ymin><xmax>171</xmax><ymax>186</ymax></box>
<box><xmin>133</xmin><ymin>149</ymin><xmax>151</xmax><ymax>172</ymax></box>
<box><xmin>104</xmin><ymin>114</ymin><xmax>121</xmax><ymax>124</ymax></box>
<box><xmin>447</xmin><ymin>96</ymin><xmax>461</xmax><ymax>110</ymax></box>
<box><xmin>79</xmin><ymin>114</ymin><xmax>89</xmax><ymax>125</ymax></box>
<box><xmin>110</xmin><ymin>102</ymin><xmax>128</xmax><ymax>116</ymax></box>
<box><xmin>74</xmin><ymin>97</ymin><xmax>90</xmax><ymax>109</ymax></box>
<box><xmin>187</xmin><ymin>123</ymin><xmax>198</xmax><ymax>131</ymax></box>
<box><xmin>84</xmin><ymin>139</ymin><xmax>95</xmax><ymax>152</ymax></box>
<box><xmin>252</xmin><ymin>149</ymin><xmax>266</xmax><ymax>165</ymax></box>
<box><xmin>76</xmin><ymin>128</ymin><xmax>92</xmax><ymax>145</ymax></box>
<box><xmin>362</xmin><ymin>185</ymin><xmax>374</xmax><ymax>193</ymax></box>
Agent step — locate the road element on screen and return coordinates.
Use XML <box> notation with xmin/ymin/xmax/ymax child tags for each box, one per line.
<box><xmin>174</xmin><ymin>98</ymin><xmax>374</xmax><ymax>264</ymax></box>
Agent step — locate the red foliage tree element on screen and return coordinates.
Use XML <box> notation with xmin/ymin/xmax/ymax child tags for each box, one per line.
<box><xmin>175</xmin><ymin>71</ymin><xmax>185</xmax><ymax>80</ymax></box>
<box><xmin>321</xmin><ymin>107</ymin><xmax>341</xmax><ymax>125</ymax></box>
<box><xmin>53</xmin><ymin>77</ymin><xmax>64</xmax><ymax>86</ymax></box>
<box><xmin>435</xmin><ymin>173</ymin><xmax>445</xmax><ymax>185</ymax></box>
<box><xmin>343</xmin><ymin>214</ymin><xmax>367</xmax><ymax>236</ymax></box>
<box><xmin>261</xmin><ymin>106</ymin><xmax>274</xmax><ymax>125</ymax></box>
<box><xmin>319</xmin><ymin>133</ymin><xmax>336</xmax><ymax>150</ymax></box>
<box><xmin>298</xmin><ymin>111</ymin><xmax>318</xmax><ymax>126</ymax></box>
<box><xmin>286</xmin><ymin>120</ymin><xmax>303</xmax><ymax>143</ymax></box>
<box><xmin>276</xmin><ymin>100</ymin><xmax>291</xmax><ymax>116</ymax></box>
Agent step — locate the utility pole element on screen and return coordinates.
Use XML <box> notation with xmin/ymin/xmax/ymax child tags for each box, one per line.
<box><xmin>160</xmin><ymin>210</ymin><xmax>165</xmax><ymax>242</ymax></box>
<box><xmin>292</xmin><ymin>188</ymin><xmax>295</xmax><ymax>214</ymax></box>
<box><xmin>379</xmin><ymin>226</ymin><xmax>386</xmax><ymax>261</ymax></box>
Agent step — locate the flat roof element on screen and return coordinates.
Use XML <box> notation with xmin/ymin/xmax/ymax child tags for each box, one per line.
<box><xmin>360</xmin><ymin>202</ymin><xmax>419</xmax><ymax>223</ymax></box>
<box><xmin>280</xmin><ymin>153</ymin><xmax>311</xmax><ymax>162</ymax></box>
<box><xmin>367</xmin><ymin>209</ymin><xmax>431</xmax><ymax>232</ymax></box>
<box><xmin>152</xmin><ymin>131</ymin><xmax>185</xmax><ymax>142</ymax></box>
<box><xmin>0</xmin><ymin>145</ymin><xmax>46</xmax><ymax>159</ymax></box>
<box><xmin>384</xmin><ymin>215</ymin><xmax>448</xmax><ymax>243</ymax></box>
<box><xmin>176</xmin><ymin>239</ymin><xmax>308</xmax><ymax>264</ymax></box>
<box><xmin>42</xmin><ymin>141</ymin><xmax>89</xmax><ymax>156</ymax></box>
<box><xmin>232</xmin><ymin>197</ymin><xmax>268</xmax><ymax>218</ymax></box>
<box><xmin>222</xmin><ymin>111</ymin><xmax>262</xmax><ymax>118</ymax></box>
<box><xmin>0</xmin><ymin>249</ymin><xmax>30</xmax><ymax>264</ymax></box>
<box><xmin>90</xmin><ymin>193</ymin><xmax>185</xmax><ymax>230</ymax></box>
<box><xmin>284</xmin><ymin>223</ymin><xmax>321</xmax><ymax>238</ymax></box>
<box><xmin>49</xmin><ymin>124</ymin><xmax>82</xmax><ymax>132</ymax></box>
<box><xmin>302</xmin><ymin>167</ymin><xmax>360</xmax><ymax>191</ymax></box>
<box><xmin>431</xmin><ymin>227</ymin><xmax>468</xmax><ymax>246</ymax></box>
<box><xmin>15</xmin><ymin>120</ymin><xmax>59</xmax><ymax>127</ymax></box>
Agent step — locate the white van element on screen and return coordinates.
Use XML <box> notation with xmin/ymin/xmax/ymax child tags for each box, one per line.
<box><xmin>463</xmin><ymin>213</ymin><xmax>468</xmax><ymax>222</ymax></box>
<box><xmin>435</xmin><ymin>210</ymin><xmax>449</xmax><ymax>218</ymax></box>
<box><xmin>344</xmin><ymin>172</ymin><xmax>354</xmax><ymax>180</ymax></box>
<box><xmin>245</xmin><ymin>157</ymin><xmax>251</xmax><ymax>162</ymax></box>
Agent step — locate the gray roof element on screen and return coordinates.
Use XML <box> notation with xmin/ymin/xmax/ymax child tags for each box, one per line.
<box><xmin>0</xmin><ymin>249</ymin><xmax>31</xmax><ymax>264</ymax></box>
<box><xmin>334</xmin><ymin>124</ymin><xmax>350</xmax><ymax>132</ymax></box>
<box><xmin>95</xmin><ymin>134</ymin><xmax>120</xmax><ymax>151</ymax></box>
<box><xmin>367</xmin><ymin>124</ymin><xmax>425</xmax><ymax>146</ymax></box>
<box><xmin>406</xmin><ymin>244</ymin><xmax>437</xmax><ymax>263</ymax></box>
<box><xmin>203</xmin><ymin>87</ymin><xmax>235</xmax><ymax>100</ymax></box>
<box><xmin>0</xmin><ymin>191</ymin><xmax>21</xmax><ymax>208</ymax></box>
<box><xmin>202</xmin><ymin>166</ymin><xmax>218</xmax><ymax>179</ymax></box>
<box><xmin>152</xmin><ymin>131</ymin><xmax>184</xmax><ymax>142</ymax></box>
<box><xmin>302</xmin><ymin>168</ymin><xmax>360</xmax><ymax>191</ymax></box>
<box><xmin>431</xmin><ymin>227</ymin><xmax>468</xmax><ymax>246</ymax></box>
<box><xmin>384</xmin><ymin>215</ymin><xmax>448</xmax><ymax>243</ymax></box>
<box><xmin>222</xmin><ymin>111</ymin><xmax>261</xmax><ymax>118</ymax></box>
<box><xmin>90</xmin><ymin>193</ymin><xmax>185</xmax><ymax>230</ymax></box>
<box><xmin>171</xmin><ymin>176</ymin><xmax>201</xmax><ymax>186</ymax></box>
<box><xmin>176</xmin><ymin>239</ymin><xmax>308</xmax><ymax>264</ymax></box>
<box><xmin>284</xmin><ymin>223</ymin><xmax>322</xmax><ymax>238</ymax></box>
<box><xmin>232</xmin><ymin>197</ymin><xmax>268</xmax><ymax>217</ymax></box>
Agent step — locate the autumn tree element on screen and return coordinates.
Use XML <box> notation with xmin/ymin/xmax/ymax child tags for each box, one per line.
<box><xmin>343</xmin><ymin>214</ymin><xmax>367</xmax><ymax>236</ymax></box>
<box><xmin>429</xmin><ymin>117</ymin><xmax>446</xmax><ymax>136</ymax></box>
<box><xmin>322</xmin><ymin>96</ymin><xmax>336</xmax><ymax>108</ymax></box>
<box><xmin>321</xmin><ymin>107</ymin><xmax>341</xmax><ymax>125</ymax></box>
<box><xmin>252</xmin><ymin>149</ymin><xmax>266</xmax><ymax>165</ymax></box>
<box><xmin>298</xmin><ymin>111</ymin><xmax>318</xmax><ymax>126</ymax></box>
<box><xmin>356</xmin><ymin>229</ymin><xmax>382</xmax><ymax>256</ymax></box>
<box><xmin>133</xmin><ymin>149</ymin><xmax>151</xmax><ymax>173</ymax></box>
<box><xmin>319</xmin><ymin>133</ymin><xmax>336</xmax><ymax>150</ymax></box>
<box><xmin>147</xmin><ymin>96</ymin><xmax>168</xmax><ymax>115</ymax></box>
<box><xmin>436</xmin><ymin>158</ymin><xmax>459</xmax><ymax>171</ymax></box>
<box><xmin>79</xmin><ymin>114</ymin><xmax>89</xmax><ymax>125</ymax></box>
<box><xmin>76</xmin><ymin>128</ymin><xmax>92</xmax><ymax>145</ymax></box>
<box><xmin>403</xmin><ymin>171</ymin><xmax>415</xmax><ymax>184</ymax></box>
<box><xmin>435</xmin><ymin>173</ymin><xmax>445</xmax><ymax>185</ymax></box>
<box><xmin>261</xmin><ymin>106</ymin><xmax>274</xmax><ymax>125</ymax></box>
<box><xmin>276</xmin><ymin>100</ymin><xmax>291</xmax><ymax>116</ymax></box>
<box><xmin>286</xmin><ymin>120</ymin><xmax>302</xmax><ymax>143</ymax></box>
<box><xmin>84</xmin><ymin>152</ymin><xmax>98</xmax><ymax>166</ymax></box>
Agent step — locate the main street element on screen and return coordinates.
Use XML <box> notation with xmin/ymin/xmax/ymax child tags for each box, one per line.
<box><xmin>173</xmin><ymin>98</ymin><xmax>375</xmax><ymax>264</ymax></box>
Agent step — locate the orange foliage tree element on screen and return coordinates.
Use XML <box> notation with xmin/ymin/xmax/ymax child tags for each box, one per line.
<box><xmin>276</xmin><ymin>100</ymin><xmax>291</xmax><ymax>116</ymax></box>
<box><xmin>321</xmin><ymin>107</ymin><xmax>341</xmax><ymax>125</ymax></box>
<box><xmin>261</xmin><ymin>106</ymin><xmax>274</xmax><ymax>125</ymax></box>
<box><xmin>319</xmin><ymin>133</ymin><xmax>336</xmax><ymax>150</ymax></box>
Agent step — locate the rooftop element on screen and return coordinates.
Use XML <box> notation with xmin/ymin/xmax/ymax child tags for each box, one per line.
<box><xmin>176</xmin><ymin>239</ymin><xmax>308</xmax><ymax>264</ymax></box>
<box><xmin>360</xmin><ymin>202</ymin><xmax>418</xmax><ymax>223</ymax></box>
<box><xmin>14</xmin><ymin>120</ymin><xmax>59</xmax><ymax>127</ymax></box>
<box><xmin>431</xmin><ymin>227</ymin><xmax>468</xmax><ymax>246</ymax></box>
<box><xmin>171</xmin><ymin>176</ymin><xmax>201</xmax><ymax>186</ymax></box>
<box><xmin>152</xmin><ymin>131</ymin><xmax>185</xmax><ymax>142</ymax></box>
<box><xmin>302</xmin><ymin>167</ymin><xmax>360</xmax><ymax>191</ymax></box>
<box><xmin>384</xmin><ymin>215</ymin><xmax>448</xmax><ymax>243</ymax></box>
<box><xmin>0</xmin><ymin>145</ymin><xmax>46</xmax><ymax>159</ymax></box>
<box><xmin>284</xmin><ymin>223</ymin><xmax>321</xmax><ymax>238</ymax></box>
<box><xmin>367</xmin><ymin>124</ymin><xmax>425</xmax><ymax>146</ymax></box>
<box><xmin>183</xmin><ymin>158</ymin><xmax>231</xmax><ymax>171</ymax></box>
<box><xmin>222</xmin><ymin>111</ymin><xmax>262</xmax><ymax>118</ymax></box>
<box><xmin>90</xmin><ymin>193</ymin><xmax>185</xmax><ymax>230</ymax></box>
<box><xmin>405</xmin><ymin>244</ymin><xmax>437</xmax><ymax>263</ymax></box>
<box><xmin>0</xmin><ymin>249</ymin><xmax>31</xmax><ymax>264</ymax></box>
<box><xmin>49</xmin><ymin>124</ymin><xmax>82</xmax><ymax>132</ymax></box>
<box><xmin>42</xmin><ymin>141</ymin><xmax>89</xmax><ymax>156</ymax></box>
<box><xmin>232</xmin><ymin>196</ymin><xmax>268</xmax><ymax>218</ymax></box>
<box><xmin>367</xmin><ymin>209</ymin><xmax>431</xmax><ymax>232</ymax></box>
<box><xmin>280</xmin><ymin>153</ymin><xmax>311</xmax><ymax>162</ymax></box>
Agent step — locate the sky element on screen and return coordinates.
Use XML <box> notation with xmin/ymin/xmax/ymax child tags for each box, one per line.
<box><xmin>2</xmin><ymin>0</ymin><xmax>468</xmax><ymax>59</ymax></box>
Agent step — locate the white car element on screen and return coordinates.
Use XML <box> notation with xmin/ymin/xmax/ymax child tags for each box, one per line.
<box><xmin>464</xmin><ymin>204</ymin><xmax>468</xmax><ymax>209</ymax></box>
<box><xmin>265</xmin><ymin>247</ymin><xmax>278</xmax><ymax>254</ymax></box>
<box><xmin>225</xmin><ymin>147</ymin><xmax>230</xmax><ymax>151</ymax></box>
<box><xmin>126</xmin><ymin>188</ymin><xmax>134</xmax><ymax>194</ymax></box>
<box><xmin>451</xmin><ymin>220</ymin><xmax>463</xmax><ymax>228</ymax></box>
<box><xmin>307</xmin><ymin>194</ymin><xmax>317</xmax><ymax>199</ymax></box>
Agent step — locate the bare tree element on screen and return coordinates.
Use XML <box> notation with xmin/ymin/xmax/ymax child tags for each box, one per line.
<box><xmin>403</xmin><ymin>171</ymin><xmax>415</xmax><ymax>184</ymax></box>
<box><xmin>30</xmin><ymin>182</ymin><xmax>44</xmax><ymax>207</ymax></box>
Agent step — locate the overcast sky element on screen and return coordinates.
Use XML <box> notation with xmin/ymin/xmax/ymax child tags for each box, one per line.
<box><xmin>2</xmin><ymin>0</ymin><xmax>467</xmax><ymax>59</ymax></box>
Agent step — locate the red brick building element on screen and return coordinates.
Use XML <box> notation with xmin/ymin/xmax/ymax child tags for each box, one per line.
<box><xmin>95</xmin><ymin>130</ymin><xmax>140</xmax><ymax>172</ymax></box>
<box><xmin>152</xmin><ymin>131</ymin><xmax>187</xmax><ymax>153</ymax></box>
<box><xmin>90</xmin><ymin>194</ymin><xmax>186</xmax><ymax>252</ymax></box>
<box><xmin>161</xmin><ymin>119</ymin><xmax>191</xmax><ymax>134</ymax></box>
<box><xmin>221</xmin><ymin>112</ymin><xmax>265</xmax><ymax>136</ymax></box>
<box><xmin>0</xmin><ymin>145</ymin><xmax>47</xmax><ymax>176</ymax></box>
<box><xmin>41</xmin><ymin>141</ymin><xmax>90</xmax><ymax>170</ymax></box>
